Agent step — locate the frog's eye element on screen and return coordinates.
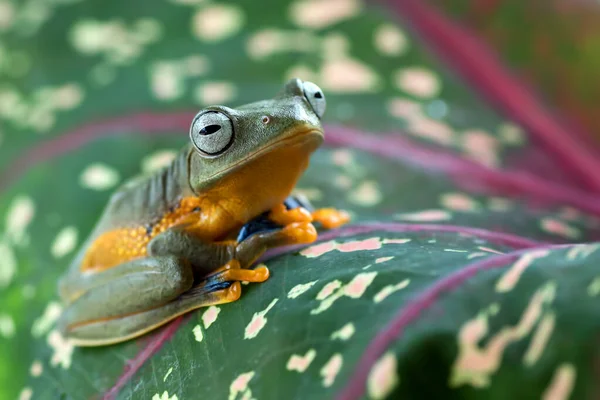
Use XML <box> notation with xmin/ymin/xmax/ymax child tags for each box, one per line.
<box><xmin>302</xmin><ymin>81</ymin><xmax>326</xmax><ymax>119</ymax></box>
<box><xmin>189</xmin><ymin>111</ymin><xmax>234</xmax><ymax>156</ymax></box>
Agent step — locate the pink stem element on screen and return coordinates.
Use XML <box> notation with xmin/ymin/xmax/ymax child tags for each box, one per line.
<box><xmin>102</xmin><ymin>316</ymin><xmax>185</xmax><ymax>400</ymax></box>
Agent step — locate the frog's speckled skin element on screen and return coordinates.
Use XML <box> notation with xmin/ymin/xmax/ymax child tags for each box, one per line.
<box><xmin>57</xmin><ymin>79</ymin><xmax>349</xmax><ymax>347</ymax></box>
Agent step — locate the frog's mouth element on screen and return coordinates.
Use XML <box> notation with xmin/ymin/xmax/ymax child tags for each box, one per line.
<box><xmin>211</xmin><ymin>124</ymin><xmax>324</xmax><ymax>179</ymax></box>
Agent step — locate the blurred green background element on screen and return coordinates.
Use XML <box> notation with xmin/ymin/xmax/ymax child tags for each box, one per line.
<box><xmin>2</xmin><ymin>0</ymin><xmax>600</xmax><ymax>399</ymax></box>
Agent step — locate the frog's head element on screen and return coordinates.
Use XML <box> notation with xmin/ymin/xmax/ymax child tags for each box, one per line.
<box><xmin>187</xmin><ymin>78</ymin><xmax>326</xmax><ymax>199</ymax></box>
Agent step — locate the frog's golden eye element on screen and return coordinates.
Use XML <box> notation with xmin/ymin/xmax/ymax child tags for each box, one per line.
<box><xmin>302</xmin><ymin>81</ymin><xmax>326</xmax><ymax>119</ymax></box>
<box><xmin>189</xmin><ymin>111</ymin><xmax>234</xmax><ymax>156</ymax></box>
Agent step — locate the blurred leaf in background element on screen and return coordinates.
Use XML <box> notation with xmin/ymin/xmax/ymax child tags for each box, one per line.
<box><xmin>1</xmin><ymin>0</ymin><xmax>600</xmax><ymax>399</ymax></box>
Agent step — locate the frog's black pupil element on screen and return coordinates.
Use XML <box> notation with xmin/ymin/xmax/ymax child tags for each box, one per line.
<box><xmin>314</xmin><ymin>92</ymin><xmax>323</xmax><ymax>99</ymax></box>
<box><xmin>200</xmin><ymin>124</ymin><xmax>221</xmax><ymax>135</ymax></box>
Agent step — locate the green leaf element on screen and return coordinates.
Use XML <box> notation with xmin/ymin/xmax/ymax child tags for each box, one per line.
<box><xmin>1</xmin><ymin>0</ymin><xmax>600</xmax><ymax>399</ymax></box>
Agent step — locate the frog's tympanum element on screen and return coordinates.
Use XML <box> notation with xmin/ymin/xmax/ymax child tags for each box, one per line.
<box><xmin>57</xmin><ymin>79</ymin><xmax>350</xmax><ymax>346</ymax></box>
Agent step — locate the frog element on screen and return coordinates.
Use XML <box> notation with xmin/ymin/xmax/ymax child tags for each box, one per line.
<box><xmin>57</xmin><ymin>78</ymin><xmax>350</xmax><ymax>346</ymax></box>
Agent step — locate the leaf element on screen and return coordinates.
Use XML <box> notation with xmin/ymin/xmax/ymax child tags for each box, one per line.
<box><xmin>1</xmin><ymin>0</ymin><xmax>600</xmax><ymax>399</ymax></box>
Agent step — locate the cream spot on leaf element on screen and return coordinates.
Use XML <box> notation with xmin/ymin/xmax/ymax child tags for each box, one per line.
<box><xmin>30</xmin><ymin>360</ymin><xmax>43</xmax><ymax>377</ymax></box>
<box><xmin>300</xmin><ymin>241</ymin><xmax>337</xmax><ymax>258</ymax></box>
<box><xmin>321</xmin><ymin>58</ymin><xmax>380</xmax><ymax>93</ymax></box>
<box><xmin>150</xmin><ymin>62</ymin><xmax>184</xmax><ymax>101</ymax></box>
<box><xmin>288</xmin><ymin>281</ymin><xmax>318</xmax><ymax>299</ymax></box>
<box><xmin>312</xmin><ymin>273</ymin><xmax>377</xmax><ymax>314</ymax></box>
<box><xmin>375</xmin><ymin>256</ymin><xmax>393</xmax><ymax>264</ymax></box>
<box><xmin>163</xmin><ymin>367</ymin><xmax>173</xmax><ymax>382</ymax></box>
<box><xmin>387</xmin><ymin>97</ymin><xmax>422</xmax><ymax>120</ymax></box>
<box><xmin>543</xmin><ymin>364</ymin><xmax>576</xmax><ymax>400</ymax></box>
<box><xmin>348</xmin><ymin>180</ymin><xmax>381</xmax><ymax>206</ymax></box>
<box><xmin>331</xmin><ymin>149</ymin><xmax>353</xmax><ymax>166</ymax></box>
<box><xmin>246</xmin><ymin>29</ymin><xmax>319</xmax><ymax>60</ymax></box>
<box><xmin>51</xmin><ymin>226</ymin><xmax>78</xmax><ymax>259</ymax></box>
<box><xmin>0</xmin><ymin>1</ymin><xmax>15</xmax><ymax>30</ymax></box>
<box><xmin>320</xmin><ymin>353</ymin><xmax>343</xmax><ymax>387</ymax></box>
<box><xmin>588</xmin><ymin>277</ymin><xmax>600</xmax><ymax>297</ymax></box>
<box><xmin>202</xmin><ymin>306</ymin><xmax>220</xmax><ymax>329</ymax></box>
<box><xmin>19</xmin><ymin>388</ymin><xmax>32</xmax><ymax>400</ymax></box>
<box><xmin>496</xmin><ymin>250</ymin><xmax>549</xmax><ymax>293</ymax></box>
<box><xmin>47</xmin><ymin>329</ymin><xmax>74</xmax><ymax>369</ymax></box>
<box><xmin>142</xmin><ymin>150</ymin><xmax>178</xmax><ymax>173</ymax></box>
<box><xmin>566</xmin><ymin>244</ymin><xmax>599</xmax><ymax>261</ymax></box>
<box><xmin>478</xmin><ymin>246</ymin><xmax>504</xmax><ymax>255</ymax></box>
<box><xmin>541</xmin><ymin>218</ymin><xmax>581</xmax><ymax>239</ymax></box>
<box><xmin>0</xmin><ymin>313</ymin><xmax>15</xmax><ymax>338</ymax></box>
<box><xmin>53</xmin><ymin>84</ymin><xmax>83</xmax><ymax>110</ymax></box>
<box><xmin>244</xmin><ymin>298</ymin><xmax>278</xmax><ymax>339</ymax></box>
<box><xmin>286</xmin><ymin>349</ymin><xmax>316</xmax><ymax>373</ymax></box>
<box><xmin>395</xmin><ymin>209</ymin><xmax>451</xmax><ymax>222</ymax></box>
<box><xmin>337</xmin><ymin>237</ymin><xmax>382</xmax><ymax>253</ymax></box>
<box><xmin>395</xmin><ymin>67</ymin><xmax>440</xmax><ymax>98</ymax></box>
<box><xmin>441</xmin><ymin>192</ymin><xmax>480</xmax><ymax>212</ymax></box>
<box><xmin>383</xmin><ymin>238</ymin><xmax>411</xmax><ymax>245</ymax></box>
<box><xmin>32</xmin><ymin>302</ymin><xmax>63</xmax><ymax>337</ymax></box>
<box><xmin>408</xmin><ymin>117</ymin><xmax>454</xmax><ymax>146</ymax></box>
<box><xmin>192</xmin><ymin>325</ymin><xmax>203</xmax><ymax>342</ymax></box>
<box><xmin>451</xmin><ymin>282</ymin><xmax>556</xmax><ymax>388</ymax></box>
<box><xmin>80</xmin><ymin>163</ymin><xmax>120</xmax><ymax>190</ymax></box>
<box><xmin>374</xmin><ymin>279</ymin><xmax>410</xmax><ymax>303</ymax></box>
<box><xmin>193</xmin><ymin>4</ymin><xmax>244</xmax><ymax>42</ymax></box>
<box><xmin>498</xmin><ymin>123</ymin><xmax>525</xmax><ymax>146</ymax></box>
<box><xmin>229</xmin><ymin>371</ymin><xmax>254</xmax><ymax>400</ymax></box>
<box><xmin>152</xmin><ymin>391</ymin><xmax>178</xmax><ymax>400</ymax></box>
<box><xmin>344</xmin><ymin>272</ymin><xmax>377</xmax><ymax>298</ymax></box>
<box><xmin>367</xmin><ymin>352</ymin><xmax>399</xmax><ymax>399</ymax></box>
<box><xmin>5</xmin><ymin>195</ymin><xmax>35</xmax><ymax>245</ymax></box>
<box><xmin>462</xmin><ymin>129</ymin><xmax>500</xmax><ymax>168</ymax></box>
<box><xmin>0</xmin><ymin>241</ymin><xmax>16</xmax><ymax>287</ymax></box>
<box><xmin>317</xmin><ymin>280</ymin><xmax>343</xmax><ymax>300</ymax></box>
<box><xmin>331</xmin><ymin>322</ymin><xmax>355</xmax><ymax>341</ymax></box>
<box><xmin>374</xmin><ymin>24</ymin><xmax>408</xmax><ymax>56</ymax></box>
<box><xmin>524</xmin><ymin>312</ymin><xmax>555</xmax><ymax>366</ymax></box>
<box><xmin>289</xmin><ymin>0</ymin><xmax>361</xmax><ymax>29</ymax></box>
<box><xmin>284</xmin><ymin>64</ymin><xmax>318</xmax><ymax>83</ymax></box>
<box><xmin>468</xmin><ymin>252</ymin><xmax>487</xmax><ymax>259</ymax></box>
<box><xmin>195</xmin><ymin>81</ymin><xmax>237</xmax><ymax>105</ymax></box>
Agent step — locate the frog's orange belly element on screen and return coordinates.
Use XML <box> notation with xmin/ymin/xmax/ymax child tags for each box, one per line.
<box><xmin>80</xmin><ymin>227</ymin><xmax>151</xmax><ymax>271</ymax></box>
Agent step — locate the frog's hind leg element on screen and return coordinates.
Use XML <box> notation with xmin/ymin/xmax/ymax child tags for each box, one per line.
<box><xmin>58</xmin><ymin>255</ymin><xmax>194</xmax><ymax>345</ymax></box>
<box><xmin>65</xmin><ymin>281</ymin><xmax>242</xmax><ymax>347</ymax></box>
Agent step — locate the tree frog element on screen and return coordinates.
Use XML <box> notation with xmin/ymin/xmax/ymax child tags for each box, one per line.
<box><xmin>57</xmin><ymin>78</ymin><xmax>350</xmax><ymax>346</ymax></box>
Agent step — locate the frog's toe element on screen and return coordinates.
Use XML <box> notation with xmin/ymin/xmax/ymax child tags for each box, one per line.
<box><xmin>282</xmin><ymin>221</ymin><xmax>318</xmax><ymax>244</ymax></box>
<box><xmin>203</xmin><ymin>260</ymin><xmax>270</xmax><ymax>286</ymax></box>
<box><xmin>312</xmin><ymin>208</ymin><xmax>350</xmax><ymax>229</ymax></box>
